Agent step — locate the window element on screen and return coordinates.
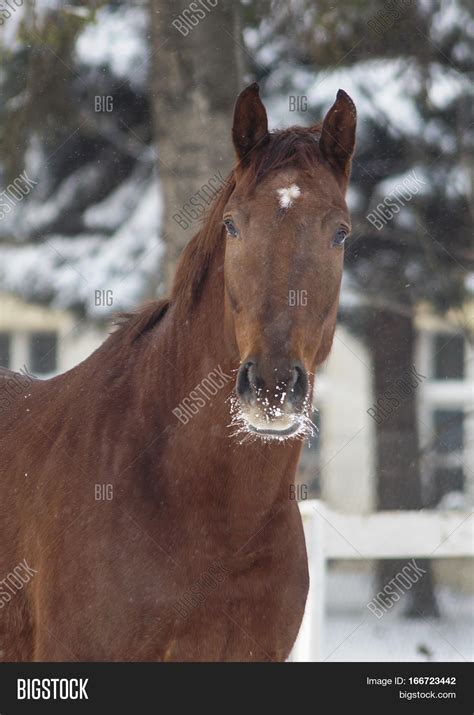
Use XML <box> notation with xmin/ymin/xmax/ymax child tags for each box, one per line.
<box><xmin>433</xmin><ymin>333</ymin><xmax>464</xmax><ymax>380</ymax></box>
<box><xmin>29</xmin><ymin>332</ymin><xmax>58</xmax><ymax>375</ymax></box>
<box><xmin>432</xmin><ymin>467</ymin><xmax>464</xmax><ymax>505</ymax></box>
<box><xmin>429</xmin><ymin>409</ymin><xmax>465</xmax><ymax>505</ymax></box>
<box><xmin>0</xmin><ymin>332</ymin><xmax>11</xmax><ymax>368</ymax></box>
<box><xmin>433</xmin><ymin>409</ymin><xmax>464</xmax><ymax>454</ymax></box>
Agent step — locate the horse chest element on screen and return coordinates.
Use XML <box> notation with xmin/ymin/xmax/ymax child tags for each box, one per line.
<box><xmin>158</xmin><ymin>525</ymin><xmax>308</xmax><ymax>662</ymax></box>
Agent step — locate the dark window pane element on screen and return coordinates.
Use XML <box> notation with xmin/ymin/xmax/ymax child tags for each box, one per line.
<box><xmin>30</xmin><ymin>332</ymin><xmax>58</xmax><ymax>374</ymax></box>
<box><xmin>432</xmin><ymin>466</ymin><xmax>464</xmax><ymax>505</ymax></box>
<box><xmin>433</xmin><ymin>334</ymin><xmax>464</xmax><ymax>379</ymax></box>
<box><xmin>0</xmin><ymin>332</ymin><xmax>11</xmax><ymax>368</ymax></box>
<box><xmin>433</xmin><ymin>410</ymin><xmax>464</xmax><ymax>454</ymax></box>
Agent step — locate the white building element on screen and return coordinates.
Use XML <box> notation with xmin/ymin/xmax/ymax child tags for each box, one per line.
<box><xmin>0</xmin><ymin>293</ymin><xmax>104</xmax><ymax>377</ymax></box>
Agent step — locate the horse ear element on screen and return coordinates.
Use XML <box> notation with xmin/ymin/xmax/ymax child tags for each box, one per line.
<box><xmin>319</xmin><ymin>89</ymin><xmax>356</xmax><ymax>180</ymax></box>
<box><xmin>232</xmin><ymin>83</ymin><xmax>269</xmax><ymax>162</ymax></box>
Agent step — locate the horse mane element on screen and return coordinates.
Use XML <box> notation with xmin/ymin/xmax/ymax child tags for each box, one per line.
<box><xmin>112</xmin><ymin>299</ymin><xmax>171</xmax><ymax>344</ymax></box>
<box><xmin>113</xmin><ymin>125</ymin><xmax>322</xmax><ymax>344</ymax></box>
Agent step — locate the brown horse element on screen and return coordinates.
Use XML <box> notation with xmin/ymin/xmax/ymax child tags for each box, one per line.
<box><xmin>0</xmin><ymin>83</ymin><xmax>356</xmax><ymax>662</ymax></box>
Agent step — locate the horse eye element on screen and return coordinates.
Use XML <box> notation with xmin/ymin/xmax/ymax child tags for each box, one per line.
<box><xmin>223</xmin><ymin>217</ymin><xmax>239</xmax><ymax>238</ymax></box>
<box><xmin>333</xmin><ymin>227</ymin><xmax>349</xmax><ymax>247</ymax></box>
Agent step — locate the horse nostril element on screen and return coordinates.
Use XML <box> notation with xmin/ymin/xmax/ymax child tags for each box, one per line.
<box><xmin>237</xmin><ymin>360</ymin><xmax>265</xmax><ymax>404</ymax></box>
<box><xmin>236</xmin><ymin>361</ymin><xmax>254</xmax><ymax>401</ymax></box>
<box><xmin>289</xmin><ymin>365</ymin><xmax>308</xmax><ymax>407</ymax></box>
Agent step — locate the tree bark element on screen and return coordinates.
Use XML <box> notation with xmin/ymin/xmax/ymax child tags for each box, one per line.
<box><xmin>369</xmin><ymin>309</ymin><xmax>439</xmax><ymax>617</ymax></box>
<box><xmin>149</xmin><ymin>0</ymin><xmax>244</xmax><ymax>291</ymax></box>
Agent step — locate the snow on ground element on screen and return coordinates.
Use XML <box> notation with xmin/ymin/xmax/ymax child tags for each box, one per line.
<box><xmin>323</xmin><ymin>568</ymin><xmax>473</xmax><ymax>662</ymax></box>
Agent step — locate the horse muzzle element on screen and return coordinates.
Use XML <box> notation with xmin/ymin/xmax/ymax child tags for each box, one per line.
<box><xmin>235</xmin><ymin>358</ymin><xmax>309</xmax><ymax>438</ymax></box>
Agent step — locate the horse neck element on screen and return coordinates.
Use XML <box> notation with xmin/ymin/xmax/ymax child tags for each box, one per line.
<box><xmin>147</xmin><ymin>236</ymin><xmax>234</xmax><ymax>403</ymax></box>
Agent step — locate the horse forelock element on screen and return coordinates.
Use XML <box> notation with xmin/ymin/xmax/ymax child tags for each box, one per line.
<box><xmin>243</xmin><ymin>125</ymin><xmax>322</xmax><ymax>189</ymax></box>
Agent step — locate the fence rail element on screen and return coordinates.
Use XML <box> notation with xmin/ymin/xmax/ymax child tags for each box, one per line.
<box><xmin>290</xmin><ymin>500</ymin><xmax>474</xmax><ymax>662</ymax></box>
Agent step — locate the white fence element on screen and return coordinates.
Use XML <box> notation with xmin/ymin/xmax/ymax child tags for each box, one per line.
<box><xmin>290</xmin><ymin>499</ymin><xmax>474</xmax><ymax>662</ymax></box>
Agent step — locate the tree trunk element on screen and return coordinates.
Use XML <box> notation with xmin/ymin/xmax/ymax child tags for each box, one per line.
<box><xmin>369</xmin><ymin>309</ymin><xmax>439</xmax><ymax>617</ymax></box>
<box><xmin>149</xmin><ymin>0</ymin><xmax>244</xmax><ymax>291</ymax></box>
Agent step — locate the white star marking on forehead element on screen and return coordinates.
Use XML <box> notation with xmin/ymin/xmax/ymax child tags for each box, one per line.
<box><xmin>276</xmin><ymin>184</ymin><xmax>301</xmax><ymax>209</ymax></box>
